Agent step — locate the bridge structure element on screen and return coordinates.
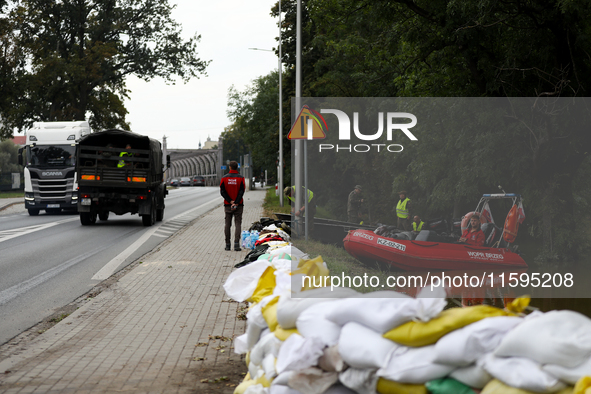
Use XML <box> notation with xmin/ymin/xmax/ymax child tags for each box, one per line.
<box><xmin>165</xmin><ymin>138</ymin><xmax>224</xmax><ymax>186</ymax></box>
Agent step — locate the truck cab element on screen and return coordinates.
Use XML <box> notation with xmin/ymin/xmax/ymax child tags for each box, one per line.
<box><xmin>19</xmin><ymin>121</ymin><xmax>91</xmax><ymax>215</ymax></box>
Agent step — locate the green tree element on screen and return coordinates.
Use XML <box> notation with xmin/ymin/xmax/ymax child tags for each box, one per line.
<box><xmin>0</xmin><ymin>0</ymin><xmax>209</xmax><ymax>137</ymax></box>
<box><xmin>0</xmin><ymin>139</ymin><xmax>22</xmax><ymax>173</ymax></box>
<box><xmin>273</xmin><ymin>0</ymin><xmax>591</xmax><ymax>259</ymax></box>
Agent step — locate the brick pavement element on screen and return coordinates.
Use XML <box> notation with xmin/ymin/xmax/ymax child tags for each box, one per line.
<box><xmin>0</xmin><ymin>189</ymin><xmax>267</xmax><ymax>393</ymax></box>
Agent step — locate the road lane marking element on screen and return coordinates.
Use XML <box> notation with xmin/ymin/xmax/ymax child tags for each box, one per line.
<box><xmin>0</xmin><ymin>217</ymin><xmax>79</xmax><ymax>244</ymax></box>
<box><xmin>91</xmin><ymin>198</ymin><xmax>221</xmax><ymax>280</ymax></box>
<box><xmin>0</xmin><ymin>246</ymin><xmax>107</xmax><ymax>306</ymax></box>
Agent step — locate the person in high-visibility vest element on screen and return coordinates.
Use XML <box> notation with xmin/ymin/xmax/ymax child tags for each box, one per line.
<box><xmin>284</xmin><ymin>185</ymin><xmax>316</xmax><ymax>233</ymax></box>
<box><xmin>412</xmin><ymin>215</ymin><xmax>424</xmax><ymax>232</ymax></box>
<box><xmin>118</xmin><ymin>144</ymin><xmax>133</xmax><ymax>168</ymax></box>
<box><xmin>396</xmin><ymin>190</ymin><xmax>412</xmax><ymax>231</ymax></box>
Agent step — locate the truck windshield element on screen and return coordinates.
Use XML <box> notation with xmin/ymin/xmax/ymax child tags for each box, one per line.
<box><xmin>27</xmin><ymin>145</ymin><xmax>76</xmax><ymax>168</ymax></box>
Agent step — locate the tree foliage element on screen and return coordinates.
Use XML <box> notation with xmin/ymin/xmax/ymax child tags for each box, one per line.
<box><xmin>0</xmin><ymin>0</ymin><xmax>209</xmax><ymax>137</ymax></box>
<box><xmin>225</xmin><ymin>72</ymin><xmax>285</xmax><ymax>182</ymax></box>
<box><xmin>0</xmin><ymin>139</ymin><xmax>22</xmax><ymax>174</ymax></box>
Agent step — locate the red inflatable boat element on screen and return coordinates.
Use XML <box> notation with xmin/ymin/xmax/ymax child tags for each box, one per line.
<box><xmin>343</xmin><ymin>193</ymin><xmax>528</xmax><ymax>271</ymax></box>
<box><xmin>343</xmin><ymin>229</ymin><xmax>527</xmax><ymax>271</ymax></box>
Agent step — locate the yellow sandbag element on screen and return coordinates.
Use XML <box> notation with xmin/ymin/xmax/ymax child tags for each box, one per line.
<box><xmin>383</xmin><ymin>305</ymin><xmax>511</xmax><ymax>347</ymax></box>
<box><xmin>481</xmin><ymin>379</ymin><xmax>573</xmax><ymax>394</ymax></box>
<box><xmin>248</xmin><ymin>266</ymin><xmax>277</xmax><ymax>303</ymax></box>
<box><xmin>575</xmin><ymin>376</ymin><xmax>591</xmax><ymax>394</ymax></box>
<box><xmin>274</xmin><ymin>324</ymin><xmax>299</xmax><ymax>341</ymax></box>
<box><xmin>261</xmin><ymin>296</ymin><xmax>280</xmax><ymax>332</ymax></box>
<box><xmin>505</xmin><ymin>296</ymin><xmax>531</xmax><ymax>314</ymax></box>
<box><xmin>245</xmin><ymin>351</ymin><xmax>250</xmax><ymax>368</ymax></box>
<box><xmin>376</xmin><ymin>377</ymin><xmax>428</xmax><ymax>394</ymax></box>
<box><xmin>293</xmin><ymin>256</ymin><xmax>330</xmax><ymax>291</ymax></box>
<box><xmin>255</xmin><ymin>373</ymin><xmax>272</xmax><ymax>387</ymax></box>
<box><xmin>234</xmin><ymin>373</ymin><xmax>255</xmax><ymax>394</ymax></box>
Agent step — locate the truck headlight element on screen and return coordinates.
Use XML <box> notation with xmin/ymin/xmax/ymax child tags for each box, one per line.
<box><xmin>25</xmin><ymin>193</ymin><xmax>34</xmax><ymax>201</ymax></box>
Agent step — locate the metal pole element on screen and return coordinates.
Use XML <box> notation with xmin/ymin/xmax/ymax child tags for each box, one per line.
<box><xmin>278</xmin><ymin>0</ymin><xmax>284</xmax><ymax>207</ymax></box>
<box><xmin>295</xmin><ymin>0</ymin><xmax>302</xmax><ymax>237</ymax></box>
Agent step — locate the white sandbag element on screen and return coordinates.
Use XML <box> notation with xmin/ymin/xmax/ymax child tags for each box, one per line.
<box><xmin>249</xmin><ymin>362</ymin><xmax>264</xmax><ymax>384</ymax></box>
<box><xmin>247</xmin><ymin>300</ymin><xmax>270</xmax><ymax>330</ymax></box>
<box><xmin>494</xmin><ymin>310</ymin><xmax>591</xmax><ymax>368</ymax></box>
<box><xmin>288</xmin><ymin>367</ymin><xmax>339</xmax><ymax>394</ymax></box>
<box><xmin>338</xmin><ymin>322</ymin><xmax>398</xmax><ymax>369</ymax></box>
<box><xmin>223</xmin><ymin>260</ymin><xmax>271</xmax><ymax>302</ymax></box>
<box><xmin>269</xmin><ymin>386</ymin><xmax>301</xmax><ymax>394</ymax></box>
<box><xmin>450</xmin><ymin>361</ymin><xmax>493</xmax><ymax>389</ymax></box>
<box><xmin>273</xmin><ymin>271</ymin><xmax>292</xmax><ymax>298</ymax></box>
<box><xmin>543</xmin><ymin>356</ymin><xmax>591</xmax><ymax>385</ymax></box>
<box><xmin>376</xmin><ymin>345</ymin><xmax>455</xmax><ymax>384</ymax></box>
<box><xmin>326</xmin><ymin>289</ymin><xmax>445</xmax><ymax>333</ymax></box>
<box><xmin>273</xmin><ymin>371</ymin><xmax>295</xmax><ymax>387</ymax></box>
<box><xmin>318</xmin><ymin>345</ymin><xmax>345</xmax><ymax>373</ymax></box>
<box><xmin>277</xmin><ymin>287</ymin><xmax>359</xmax><ymax>329</ymax></box>
<box><xmin>263</xmin><ymin>354</ymin><xmax>278</xmax><ymax>379</ymax></box>
<box><xmin>296</xmin><ymin>300</ymin><xmax>347</xmax><ymax>347</ymax></box>
<box><xmin>244</xmin><ymin>384</ymin><xmax>268</xmax><ymax>394</ymax></box>
<box><xmin>234</xmin><ymin>332</ymin><xmax>249</xmax><ymax>355</ymax></box>
<box><xmin>434</xmin><ymin>316</ymin><xmax>523</xmax><ymax>366</ymax></box>
<box><xmin>276</xmin><ymin>334</ymin><xmax>325</xmax><ymax>374</ymax></box>
<box><xmin>251</xmin><ymin>332</ymin><xmax>283</xmax><ymax>366</ymax></box>
<box><xmin>271</xmin><ymin>259</ymin><xmax>293</xmax><ymax>275</ymax></box>
<box><xmin>482</xmin><ymin>354</ymin><xmax>566</xmax><ymax>393</ymax></box>
<box><xmin>234</xmin><ymin>320</ymin><xmax>265</xmax><ymax>354</ymax></box>
<box><xmin>338</xmin><ymin>368</ymin><xmax>378</xmax><ymax>394</ymax></box>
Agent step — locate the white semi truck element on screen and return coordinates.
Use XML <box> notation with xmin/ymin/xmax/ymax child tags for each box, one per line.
<box><xmin>18</xmin><ymin>121</ymin><xmax>92</xmax><ymax>215</ymax></box>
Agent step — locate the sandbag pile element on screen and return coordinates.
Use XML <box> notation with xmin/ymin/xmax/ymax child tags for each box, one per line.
<box><xmin>223</xmin><ymin>245</ymin><xmax>591</xmax><ymax>394</ymax></box>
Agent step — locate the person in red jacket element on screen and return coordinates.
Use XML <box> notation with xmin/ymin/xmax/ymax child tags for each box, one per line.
<box><xmin>220</xmin><ymin>161</ymin><xmax>245</xmax><ymax>251</ymax></box>
<box><xmin>458</xmin><ymin>214</ymin><xmax>485</xmax><ymax>246</ymax></box>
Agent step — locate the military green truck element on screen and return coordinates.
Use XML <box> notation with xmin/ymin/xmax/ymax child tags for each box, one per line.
<box><xmin>75</xmin><ymin>129</ymin><xmax>169</xmax><ymax>226</ymax></box>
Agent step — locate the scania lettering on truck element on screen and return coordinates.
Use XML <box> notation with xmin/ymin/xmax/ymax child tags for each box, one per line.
<box><xmin>18</xmin><ymin>121</ymin><xmax>92</xmax><ymax>215</ymax></box>
<box><xmin>75</xmin><ymin>129</ymin><xmax>168</xmax><ymax>226</ymax></box>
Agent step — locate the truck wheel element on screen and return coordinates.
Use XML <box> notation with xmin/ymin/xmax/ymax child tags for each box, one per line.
<box><xmin>99</xmin><ymin>211</ymin><xmax>109</xmax><ymax>221</ymax></box>
<box><xmin>156</xmin><ymin>208</ymin><xmax>164</xmax><ymax>221</ymax></box>
<box><xmin>142</xmin><ymin>203</ymin><xmax>156</xmax><ymax>226</ymax></box>
<box><xmin>80</xmin><ymin>211</ymin><xmax>97</xmax><ymax>225</ymax></box>
<box><xmin>28</xmin><ymin>209</ymin><xmax>40</xmax><ymax>216</ymax></box>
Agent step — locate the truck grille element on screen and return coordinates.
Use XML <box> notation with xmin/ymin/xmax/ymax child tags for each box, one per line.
<box><xmin>32</xmin><ymin>178</ymin><xmax>73</xmax><ymax>200</ymax></box>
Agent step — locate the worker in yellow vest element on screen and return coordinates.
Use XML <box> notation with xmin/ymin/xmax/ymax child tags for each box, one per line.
<box><xmin>118</xmin><ymin>144</ymin><xmax>133</xmax><ymax>168</ymax></box>
<box><xmin>285</xmin><ymin>185</ymin><xmax>316</xmax><ymax>234</ymax></box>
<box><xmin>412</xmin><ymin>215</ymin><xmax>424</xmax><ymax>232</ymax></box>
<box><xmin>396</xmin><ymin>190</ymin><xmax>412</xmax><ymax>231</ymax></box>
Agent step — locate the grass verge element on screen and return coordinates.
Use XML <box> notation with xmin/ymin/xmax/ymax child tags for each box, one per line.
<box><xmin>263</xmin><ymin>188</ymin><xmax>393</xmax><ymax>293</ymax></box>
<box><xmin>0</xmin><ymin>191</ymin><xmax>24</xmax><ymax>198</ymax></box>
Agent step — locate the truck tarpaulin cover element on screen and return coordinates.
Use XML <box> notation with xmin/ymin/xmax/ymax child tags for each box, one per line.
<box><xmin>79</xmin><ymin>129</ymin><xmax>162</xmax><ymax>171</ymax></box>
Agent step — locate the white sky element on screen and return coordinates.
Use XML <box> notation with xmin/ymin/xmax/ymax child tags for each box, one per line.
<box><xmin>124</xmin><ymin>0</ymin><xmax>279</xmax><ymax>150</ymax></box>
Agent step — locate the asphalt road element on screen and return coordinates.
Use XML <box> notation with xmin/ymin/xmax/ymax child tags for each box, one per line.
<box><xmin>0</xmin><ymin>186</ymin><xmax>221</xmax><ymax>345</ymax></box>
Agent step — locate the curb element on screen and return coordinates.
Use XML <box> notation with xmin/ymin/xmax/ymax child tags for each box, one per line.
<box><xmin>0</xmin><ymin>201</ymin><xmax>23</xmax><ymax>212</ymax></box>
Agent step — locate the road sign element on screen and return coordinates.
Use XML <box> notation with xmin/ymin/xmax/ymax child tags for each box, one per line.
<box><xmin>221</xmin><ymin>165</ymin><xmax>227</xmax><ymax>170</ymax></box>
<box><xmin>288</xmin><ymin>105</ymin><xmax>327</xmax><ymax>140</ymax></box>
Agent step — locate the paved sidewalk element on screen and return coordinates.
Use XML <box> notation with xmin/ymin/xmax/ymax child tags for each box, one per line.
<box><xmin>0</xmin><ymin>198</ymin><xmax>23</xmax><ymax>213</ymax></box>
<box><xmin>0</xmin><ymin>189</ymin><xmax>267</xmax><ymax>393</ymax></box>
